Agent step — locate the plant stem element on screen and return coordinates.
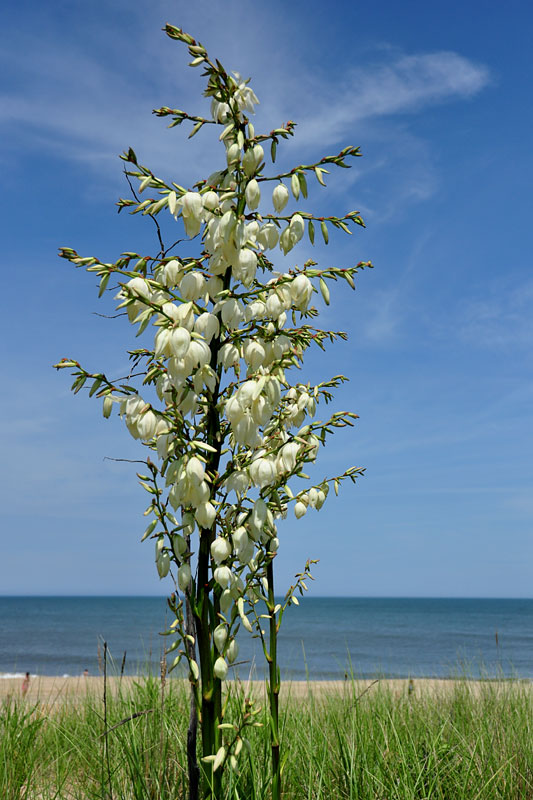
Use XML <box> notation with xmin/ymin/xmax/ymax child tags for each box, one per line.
<box><xmin>266</xmin><ymin>560</ymin><xmax>281</xmax><ymax>800</ymax></box>
<box><xmin>185</xmin><ymin>592</ymin><xmax>200</xmax><ymax>800</ymax></box>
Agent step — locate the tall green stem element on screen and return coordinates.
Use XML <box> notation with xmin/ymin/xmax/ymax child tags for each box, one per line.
<box><xmin>266</xmin><ymin>560</ymin><xmax>281</xmax><ymax>800</ymax></box>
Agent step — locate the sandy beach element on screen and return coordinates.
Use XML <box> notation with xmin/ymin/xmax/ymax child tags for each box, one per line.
<box><xmin>2</xmin><ymin>674</ymin><xmax>529</xmax><ymax>707</ymax></box>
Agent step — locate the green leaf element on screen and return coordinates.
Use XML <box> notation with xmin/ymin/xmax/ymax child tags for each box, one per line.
<box><xmin>314</xmin><ymin>167</ymin><xmax>326</xmax><ymax>186</ymax></box>
<box><xmin>271</xmin><ymin>138</ymin><xmax>277</xmax><ymax>163</ymax></box>
<box><xmin>89</xmin><ymin>377</ymin><xmax>103</xmax><ymax>398</ymax></box>
<box><xmin>98</xmin><ymin>272</ymin><xmax>110</xmax><ymax>298</ymax></box>
<box><xmin>320</xmin><ymin>220</ymin><xmax>329</xmax><ymax>244</ymax></box>
<box><xmin>141</xmin><ymin>519</ymin><xmax>157</xmax><ymax>542</ymax></box>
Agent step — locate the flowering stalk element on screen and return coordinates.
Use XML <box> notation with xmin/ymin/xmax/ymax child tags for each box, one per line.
<box><xmin>55</xmin><ymin>22</ymin><xmax>372</xmax><ymax>800</ymax></box>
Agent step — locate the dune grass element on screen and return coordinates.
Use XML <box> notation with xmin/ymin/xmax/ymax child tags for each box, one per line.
<box><xmin>1</xmin><ymin>674</ymin><xmax>532</xmax><ymax>799</ymax></box>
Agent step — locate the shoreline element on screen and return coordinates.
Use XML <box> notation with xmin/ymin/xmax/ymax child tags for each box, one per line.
<box><xmin>2</xmin><ymin>674</ymin><xmax>531</xmax><ymax>705</ymax></box>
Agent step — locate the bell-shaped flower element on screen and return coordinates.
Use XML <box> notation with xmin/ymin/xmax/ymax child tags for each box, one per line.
<box><xmin>289</xmin><ymin>214</ymin><xmax>305</xmax><ymax>245</ymax></box>
<box><xmin>214</xmin><ymin>565</ymin><xmax>232</xmax><ymax>589</ymax></box>
<box><xmin>226</xmin><ymin>639</ymin><xmax>239</xmax><ymax>664</ymax></box>
<box><xmin>249</xmin><ymin>457</ymin><xmax>277</xmax><ymax>488</ymax></box>
<box><xmin>125</xmin><ymin>276</ymin><xmax>151</xmax><ymax>299</ymax></box>
<box><xmin>220</xmin><ymin>588</ymin><xmax>232</xmax><ymax>613</ymax></box>
<box><xmin>243</xmin><ymin>339</ymin><xmax>266</xmax><ymax>370</ymax></box>
<box><xmin>272</xmin><ymin>183</ymin><xmax>289</xmax><ymax>212</ymax></box>
<box><xmin>202</xmin><ymin>190</ymin><xmax>219</xmax><ymax>211</ymax></box>
<box><xmin>234</xmin><ymin>248</ymin><xmax>257</xmax><ymax>287</ymax></box>
<box><xmin>211</xmin><ymin>537</ymin><xmax>231</xmax><ymax>564</ymax></box>
<box><xmin>211</xmin><ymin>99</ymin><xmax>230</xmax><ymax>123</ymax></box>
<box><xmin>224</xmin><ymin>470</ymin><xmax>249</xmax><ymax>495</ymax></box>
<box><xmin>178</xmin><ymin>563</ymin><xmax>192</xmax><ymax>592</ymax></box>
<box><xmin>279</xmin><ymin>226</ymin><xmax>294</xmax><ymax>255</ymax></box>
<box><xmin>265</xmin><ymin>292</ymin><xmax>284</xmax><ymax>320</ymax></box>
<box><xmin>213</xmin><ymin>656</ymin><xmax>228</xmax><ymax>680</ymax></box>
<box><xmin>245</xmin><ymin>179</ymin><xmax>261</xmax><ymax>210</ymax></box>
<box><xmin>278</xmin><ymin>441</ymin><xmax>300</xmax><ymax>473</ymax></box>
<box><xmin>294</xmin><ymin>501</ymin><xmax>307</xmax><ymax>519</ymax></box>
<box><xmin>169</xmin><ymin>327</ymin><xmax>191</xmax><ymax>359</ymax></box>
<box><xmin>226</xmin><ymin>142</ymin><xmax>241</xmax><ymax>167</ymax></box>
<box><xmin>181</xmin><ymin>192</ymin><xmax>204</xmax><ymax>238</ymax></box>
<box><xmin>218</xmin><ymin>343</ymin><xmax>240</xmax><ymax>370</ymax></box>
<box><xmin>242</xmin><ymin>144</ymin><xmax>264</xmax><ymax>177</ymax></box>
<box><xmin>206</xmin><ymin>275</ymin><xmax>223</xmax><ymax>299</ymax></box>
<box><xmin>162</xmin><ymin>259</ymin><xmax>183</xmax><ymax>288</ymax></box>
<box><xmin>195</xmin><ymin>501</ymin><xmax>216</xmax><ymax>528</ymax></box>
<box><xmin>179</xmin><ymin>272</ymin><xmax>206</xmax><ymax>301</ymax></box>
<box><xmin>172</xmin><ymin>534</ymin><xmax>187</xmax><ymax>556</ymax></box>
<box><xmin>137</xmin><ymin>409</ymin><xmax>157</xmax><ymax>441</ymax></box>
<box><xmin>214</xmin><ymin>624</ymin><xmax>228</xmax><ymax>653</ymax></box>
<box><xmin>220</xmin><ymin>298</ymin><xmax>244</xmax><ymax>329</ymax></box>
<box><xmin>194</xmin><ymin>312</ymin><xmax>219</xmax><ymax>343</ymax></box>
<box><xmin>185</xmin><ymin>456</ymin><xmax>205</xmax><ymax>485</ymax></box>
<box><xmin>188</xmin><ymin>340</ymin><xmax>211</xmax><ymax>368</ymax></box>
<box><xmin>257</xmin><ymin>222</ymin><xmax>279</xmax><ymax>251</ymax></box>
<box><xmin>316</xmin><ymin>489</ymin><xmax>326</xmax><ymax>509</ymax></box>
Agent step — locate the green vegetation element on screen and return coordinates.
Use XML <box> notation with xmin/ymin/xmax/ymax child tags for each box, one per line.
<box><xmin>1</xmin><ymin>675</ymin><xmax>531</xmax><ymax>799</ymax></box>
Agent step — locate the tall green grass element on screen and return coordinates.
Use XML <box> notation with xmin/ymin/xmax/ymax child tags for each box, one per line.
<box><xmin>1</xmin><ymin>675</ymin><xmax>531</xmax><ymax>799</ymax></box>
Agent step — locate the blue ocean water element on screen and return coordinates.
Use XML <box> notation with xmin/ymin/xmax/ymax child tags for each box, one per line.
<box><xmin>1</xmin><ymin>596</ymin><xmax>532</xmax><ymax>680</ymax></box>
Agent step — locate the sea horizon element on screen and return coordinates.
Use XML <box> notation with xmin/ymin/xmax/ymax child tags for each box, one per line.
<box><xmin>2</xmin><ymin>596</ymin><xmax>532</xmax><ymax>680</ymax></box>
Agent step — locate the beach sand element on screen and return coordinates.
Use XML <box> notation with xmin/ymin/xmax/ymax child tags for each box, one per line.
<box><xmin>2</xmin><ymin>674</ymin><xmax>528</xmax><ymax>707</ymax></box>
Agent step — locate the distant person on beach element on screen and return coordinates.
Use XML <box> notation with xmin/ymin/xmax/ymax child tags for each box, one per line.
<box><xmin>83</xmin><ymin>668</ymin><xmax>89</xmax><ymax>677</ymax></box>
<box><xmin>22</xmin><ymin>672</ymin><xmax>30</xmax><ymax>695</ymax></box>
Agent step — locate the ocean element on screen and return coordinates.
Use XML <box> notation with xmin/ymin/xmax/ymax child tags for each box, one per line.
<box><xmin>1</xmin><ymin>596</ymin><xmax>532</xmax><ymax>680</ymax></box>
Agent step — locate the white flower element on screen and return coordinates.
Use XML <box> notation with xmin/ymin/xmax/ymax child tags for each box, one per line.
<box><xmin>214</xmin><ymin>624</ymin><xmax>228</xmax><ymax>653</ymax></box>
<box><xmin>137</xmin><ymin>409</ymin><xmax>157</xmax><ymax>440</ymax></box>
<box><xmin>125</xmin><ymin>276</ymin><xmax>151</xmax><ymax>298</ymax></box>
<box><xmin>202</xmin><ymin>191</ymin><xmax>219</xmax><ymax>211</ymax></box>
<box><xmin>195</xmin><ymin>501</ymin><xmax>216</xmax><ymax>528</ymax></box>
<box><xmin>220</xmin><ymin>298</ymin><xmax>244</xmax><ymax>329</ymax></box>
<box><xmin>226</xmin><ymin>639</ymin><xmax>239</xmax><ymax>663</ymax></box>
<box><xmin>257</xmin><ymin>223</ymin><xmax>279</xmax><ymax>251</ymax></box>
<box><xmin>234</xmin><ymin>248</ymin><xmax>257</xmax><ymax>287</ymax></box>
<box><xmin>294</xmin><ymin>501</ymin><xmax>307</xmax><ymax>519</ymax></box>
<box><xmin>243</xmin><ymin>339</ymin><xmax>266</xmax><ymax>370</ymax></box>
<box><xmin>179</xmin><ymin>272</ymin><xmax>206</xmax><ymax>301</ymax></box>
<box><xmin>211</xmin><ymin>537</ymin><xmax>231</xmax><ymax>564</ymax></box>
<box><xmin>265</xmin><ymin>292</ymin><xmax>284</xmax><ymax>320</ymax></box>
<box><xmin>279</xmin><ymin>226</ymin><xmax>294</xmax><ymax>255</ymax></box>
<box><xmin>161</xmin><ymin>260</ymin><xmax>182</xmax><ymax>287</ymax></box>
<box><xmin>278</xmin><ymin>441</ymin><xmax>300</xmax><ymax>473</ymax></box>
<box><xmin>213</xmin><ymin>656</ymin><xmax>228</xmax><ymax>680</ymax></box>
<box><xmin>226</xmin><ymin>142</ymin><xmax>241</xmax><ymax>167</ymax></box>
<box><xmin>186</xmin><ymin>456</ymin><xmax>205</xmax><ymax>485</ymax></box>
<box><xmin>181</xmin><ymin>192</ymin><xmax>204</xmax><ymax>238</ymax></box>
<box><xmin>224</xmin><ymin>471</ymin><xmax>249</xmax><ymax>495</ymax></box>
<box><xmin>194</xmin><ymin>312</ymin><xmax>220</xmax><ymax>343</ymax></box>
<box><xmin>220</xmin><ymin>589</ymin><xmax>233</xmax><ymax>613</ymax></box>
<box><xmin>245</xmin><ymin>179</ymin><xmax>261</xmax><ymax>210</ymax></box>
<box><xmin>218</xmin><ymin>343</ymin><xmax>240</xmax><ymax>372</ymax></box>
<box><xmin>290</xmin><ymin>274</ymin><xmax>313</xmax><ymax>310</ymax></box>
<box><xmin>289</xmin><ymin>214</ymin><xmax>305</xmax><ymax>245</ymax></box>
<box><xmin>169</xmin><ymin>327</ymin><xmax>191</xmax><ymax>359</ymax></box>
<box><xmin>272</xmin><ymin>183</ymin><xmax>289</xmax><ymax>212</ymax></box>
<box><xmin>214</xmin><ymin>565</ymin><xmax>232</xmax><ymax>589</ymax></box>
<box><xmin>249</xmin><ymin>457</ymin><xmax>277</xmax><ymax>488</ymax></box>
<box><xmin>242</xmin><ymin>144</ymin><xmax>264</xmax><ymax>177</ymax></box>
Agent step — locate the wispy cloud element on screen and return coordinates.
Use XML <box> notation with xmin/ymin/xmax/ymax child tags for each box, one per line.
<box><xmin>458</xmin><ymin>278</ymin><xmax>533</xmax><ymax>348</ymax></box>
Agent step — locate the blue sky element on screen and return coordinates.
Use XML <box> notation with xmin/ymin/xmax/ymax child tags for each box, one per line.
<box><xmin>1</xmin><ymin>0</ymin><xmax>531</xmax><ymax>597</ymax></box>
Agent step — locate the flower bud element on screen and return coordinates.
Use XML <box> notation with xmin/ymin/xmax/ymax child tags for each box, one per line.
<box><xmin>137</xmin><ymin>410</ymin><xmax>157</xmax><ymax>440</ymax></box>
<box><xmin>226</xmin><ymin>142</ymin><xmax>241</xmax><ymax>167</ymax></box>
<box><xmin>272</xmin><ymin>183</ymin><xmax>289</xmax><ymax>212</ymax></box>
<box><xmin>213</xmin><ymin>656</ymin><xmax>228</xmax><ymax>680</ymax></box>
<box><xmin>178</xmin><ymin>563</ymin><xmax>192</xmax><ymax>592</ymax></box>
<box><xmin>220</xmin><ymin>589</ymin><xmax>233</xmax><ymax>613</ymax></box>
<box><xmin>294</xmin><ymin>501</ymin><xmax>307</xmax><ymax>519</ymax></box>
<box><xmin>226</xmin><ymin>638</ymin><xmax>239</xmax><ymax>663</ymax></box>
<box><xmin>289</xmin><ymin>214</ymin><xmax>305</xmax><ymax>245</ymax></box>
<box><xmin>202</xmin><ymin>191</ymin><xmax>219</xmax><ymax>211</ymax></box>
<box><xmin>214</xmin><ymin>624</ymin><xmax>228</xmax><ymax>653</ymax></box>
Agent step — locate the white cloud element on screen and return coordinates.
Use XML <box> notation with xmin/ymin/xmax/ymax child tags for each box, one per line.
<box><xmin>458</xmin><ymin>278</ymin><xmax>533</xmax><ymax>348</ymax></box>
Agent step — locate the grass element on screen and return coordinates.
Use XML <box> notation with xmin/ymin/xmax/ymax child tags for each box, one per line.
<box><xmin>1</xmin><ymin>674</ymin><xmax>532</xmax><ymax>799</ymax></box>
